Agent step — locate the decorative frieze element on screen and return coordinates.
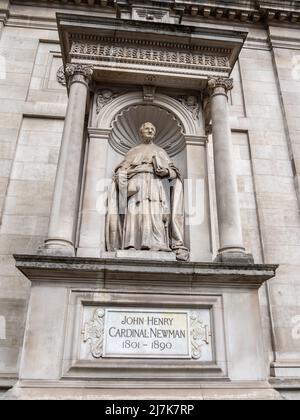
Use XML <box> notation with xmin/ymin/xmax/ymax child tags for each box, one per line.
<box><xmin>70</xmin><ymin>40</ymin><xmax>231</xmax><ymax>73</ymax></box>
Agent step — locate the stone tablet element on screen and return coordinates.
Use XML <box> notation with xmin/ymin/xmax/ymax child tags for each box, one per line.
<box><xmin>103</xmin><ymin>309</ymin><xmax>190</xmax><ymax>358</ymax></box>
<box><xmin>82</xmin><ymin>307</ymin><xmax>213</xmax><ymax>361</ymax></box>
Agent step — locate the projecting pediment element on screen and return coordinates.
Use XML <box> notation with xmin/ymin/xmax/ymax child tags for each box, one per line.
<box><xmin>57</xmin><ymin>13</ymin><xmax>247</xmax><ymax>89</ymax></box>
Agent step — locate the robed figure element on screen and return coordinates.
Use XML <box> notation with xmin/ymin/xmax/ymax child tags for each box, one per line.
<box><xmin>106</xmin><ymin>122</ymin><xmax>189</xmax><ymax>261</ymax></box>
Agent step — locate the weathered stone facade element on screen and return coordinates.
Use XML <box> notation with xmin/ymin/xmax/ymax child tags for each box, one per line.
<box><xmin>0</xmin><ymin>0</ymin><xmax>300</xmax><ymax>400</ymax></box>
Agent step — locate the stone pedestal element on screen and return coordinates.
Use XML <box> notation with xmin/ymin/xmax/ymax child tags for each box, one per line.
<box><xmin>5</xmin><ymin>255</ymin><xmax>280</xmax><ymax>400</ymax></box>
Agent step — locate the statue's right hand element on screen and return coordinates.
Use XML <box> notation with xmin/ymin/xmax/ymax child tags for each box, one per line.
<box><xmin>156</xmin><ymin>168</ymin><xmax>169</xmax><ymax>178</ymax></box>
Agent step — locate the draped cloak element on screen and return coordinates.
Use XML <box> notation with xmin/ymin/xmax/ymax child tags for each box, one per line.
<box><xmin>106</xmin><ymin>143</ymin><xmax>189</xmax><ymax>261</ymax></box>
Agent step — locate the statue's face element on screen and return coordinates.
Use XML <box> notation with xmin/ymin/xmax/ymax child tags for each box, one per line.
<box><xmin>140</xmin><ymin>123</ymin><xmax>156</xmax><ymax>144</ymax></box>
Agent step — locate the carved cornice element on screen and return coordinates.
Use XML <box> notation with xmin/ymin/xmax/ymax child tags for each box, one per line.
<box><xmin>9</xmin><ymin>0</ymin><xmax>300</xmax><ymax>25</ymax></box>
<box><xmin>14</xmin><ymin>254</ymin><xmax>278</xmax><ymax>290</ymax></box>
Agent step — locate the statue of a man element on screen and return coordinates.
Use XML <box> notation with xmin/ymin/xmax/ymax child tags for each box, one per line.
<box><xmin>106</xmin><ymin>122</ymin><xmax>189</xmax><ymax>261</ymax></box>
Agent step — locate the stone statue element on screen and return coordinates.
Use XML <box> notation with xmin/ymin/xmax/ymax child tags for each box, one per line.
<box><xmin>106</xmin><ymin>122</ymin><xmax>189</xmax><ymax>261</ymax></box>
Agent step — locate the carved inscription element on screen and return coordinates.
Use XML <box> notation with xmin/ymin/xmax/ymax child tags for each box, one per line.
<box><xmin>82</xmin><ymin>308</ymin><xmax>212</xmax><ymax>360</ymax></box>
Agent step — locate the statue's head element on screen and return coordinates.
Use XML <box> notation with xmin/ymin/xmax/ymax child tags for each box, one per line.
<box><xmin>140</xmin><ymin>122</ymin><xmax>156</xmax><ymax>144</ymax></box>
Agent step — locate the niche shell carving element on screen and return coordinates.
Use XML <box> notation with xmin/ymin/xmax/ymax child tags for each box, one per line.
<box><xmin>109</xmin><ymin>104</ymin><xmax>185</xmax><ymax>157</ymax></box>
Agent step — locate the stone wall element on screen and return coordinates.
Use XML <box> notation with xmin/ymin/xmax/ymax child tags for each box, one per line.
<box><xmin>0</xmin><ymin>0</ymin><xmax>299</xmax><ymax>399</ymax></box>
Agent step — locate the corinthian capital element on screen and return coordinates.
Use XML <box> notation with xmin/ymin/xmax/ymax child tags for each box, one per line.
<box><xmin>65</xmin><ymin>64</ymin><xmax>94</xmax><ymax>86</ymax></box>
<box><xmin>207</xmin><ymin>77</ymin><xmax>234</xmax><ymax>95</ymax></box>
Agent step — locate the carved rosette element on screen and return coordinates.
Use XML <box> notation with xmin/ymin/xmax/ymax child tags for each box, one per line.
<box><xmin>83</xmin><ymin>308</ymin><xmax>105</xmax><ymax>358</ymax></box>
<box><xmin>190</xmin><ymin>311</ymin><xmax>211</xmax><ymax>360</ymax></box>
<box><xmin>207</xmin><ymin>77</ymin><xmax>234</xmax><ymax>96</ymax></box>
<box><xmin>65</xmin><ymin>63</ymin><xmax>94</xmax><ymax>86</ymax></box>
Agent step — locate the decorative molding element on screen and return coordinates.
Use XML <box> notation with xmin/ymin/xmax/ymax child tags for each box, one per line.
<box><xmin>184</xmin><ymin>135</ymin><xmax>208</xmax><ymax>147</ymax></box>
<box><xmin>56</xmin><ymin>65</ymin><xmax>66</xmax><ymax>87</ymax></box>
<box><xmin>70</xmin><ymin>40</ymin><xmax>231</xmax><ymax>74</ymax></box>
<box><xmin>96</xmin><ymin>89</ymin><xmax>121</xmax><ymax>114</ymax></box>
<box><xmin>190</xmin><ymin>311</ymin><xmax>211</xmax><ymax>360</ymax></box>
<box><xmin>177</xmin><ymin>96</ymin><xmax>201</xmax><ymax>120</ymax></box>
<box><xmin>83</xmin><ymin>308</ymin><xmax>105</xmax><ymax>359</ymax></box>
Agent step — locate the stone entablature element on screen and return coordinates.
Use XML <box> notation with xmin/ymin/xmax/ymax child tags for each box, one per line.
<box><xmin>9</xmin><ymin>0</ymin><xmax>300</xmax><ymax>24</ymax></box>
<box><xmin>57</xmin><ymin>14</ymin><xmax>247</xmax><ymax>84</ymax></box>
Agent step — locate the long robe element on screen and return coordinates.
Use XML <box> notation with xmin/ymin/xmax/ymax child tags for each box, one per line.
<box><xmin>106</xmin><ymin>143</ymin><xmax>189</xmax><ymax>261</ymax></box>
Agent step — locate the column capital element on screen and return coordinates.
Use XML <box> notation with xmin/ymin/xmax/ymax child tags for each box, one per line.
<box><xmin>207</xmin><ymin>77</ymin><xmax>234</xmax><ymax>96</ymax></box>
<box><xmin>65</xmin><ymin>63</ymin><xmax>94</xmax><ymax>87</ymax></box>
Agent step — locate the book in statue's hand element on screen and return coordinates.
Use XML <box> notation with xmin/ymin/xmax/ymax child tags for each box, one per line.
<box><xmin>152</xmin><ymin>155</ymin><xmax>167</xmax><ymax>176</ymax></box>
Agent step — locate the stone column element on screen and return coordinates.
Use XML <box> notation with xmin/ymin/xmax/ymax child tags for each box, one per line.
<box><xmin>42</xmin><ymin>64</ymin><xmax>93</xmax><ymax>256</ymax></box>
<box><xmin>208</xmin><ymin>77</ymin><xmax>253</xmax><ymax>263</ymax></box>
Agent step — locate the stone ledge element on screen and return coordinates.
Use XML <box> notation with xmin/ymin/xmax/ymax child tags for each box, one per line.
<box><xmin>270</xmin><ymin>378</ymin><xmax>300</xmax><ymax>390</ymax></box>
<box><xmin>0</xmin><ymin>376</ymin><xmax>17</xmax><ymax>395</ymax></box>
<box><xmin>14</xmin><ymin>254</ymin><xmax>278</xmax><ymax>290</ymax></box>
<box><xmin>4</xmin><ymin>380</ymin><xmax>282</xmax><ymax>400</ymax></box>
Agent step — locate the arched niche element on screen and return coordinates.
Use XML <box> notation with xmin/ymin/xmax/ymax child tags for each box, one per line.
<box><xmin>95</xmin><ymin>91</ymin><xmax>204</xmax><ymax>137</ymax></box>
<box><xmin>78</xmin><ymin>89</ymin><xmax>212</xmax><ymax>263</ymax></box>
<box><xmin>104</xmin><ymin>102</ymin><xmax>188</xmax><ymax>186</ymax></box>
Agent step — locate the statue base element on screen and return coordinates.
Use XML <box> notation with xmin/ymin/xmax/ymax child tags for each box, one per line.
<box><xmin>6</xmin><ymin>254</ymin><xmax>280</xmax><ymax>400</ymax></box>
<box><xmin>214</xmin><ymin>251</ymin><xmax>254</xmax><ymax>264</ymax></box>
<box><xmin>114</xmin><ymin>250</ymin><xmax>176</xmax><ymax>261</ymax></box>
